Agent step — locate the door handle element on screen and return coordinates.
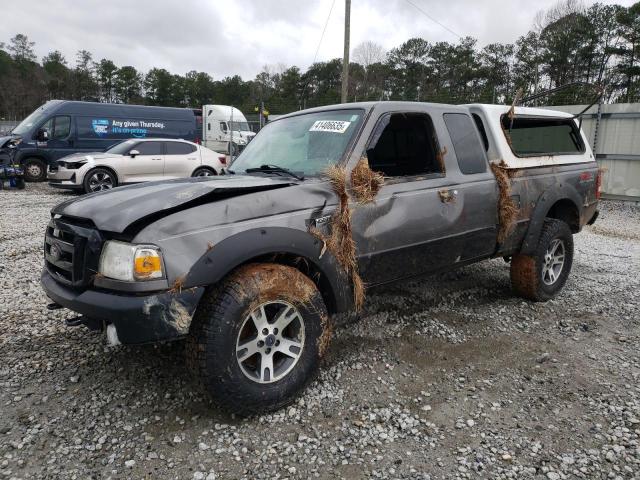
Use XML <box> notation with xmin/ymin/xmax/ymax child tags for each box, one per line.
<box><xmin>151</xmin><ymin>158</ymin><xmax>163</xmax><ymax>161</ymax></box>
<box><xmin>438</xmin><ymin>188</ymin><xmax>458</xmax><ymax>203</ymax></box>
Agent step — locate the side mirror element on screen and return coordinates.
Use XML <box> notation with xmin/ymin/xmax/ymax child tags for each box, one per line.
<box><xmin>129</xmin><ymin>149</ymin><xmax>140</xmax><ymax>158</ymax></box>
<box><xmin>37</xmin><ymin>128</ymin><xmax>49</xmax><ymax>142</ymax></box>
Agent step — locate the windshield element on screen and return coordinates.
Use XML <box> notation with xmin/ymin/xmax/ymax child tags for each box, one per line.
<box><xmin>229</xmin><ymin>121</ymin><xmax>251</xmax><ymax>132</ymax></box>
<box><xmin>231</xmin><ymin>109</ymin><xmax>364</xmax><ymax>176</ymax></box>
<box><xmin>105</xmin><ymin>139</ymin><xmax>137</xmax><ymax>155</ymax></box>
<box><xmin>12</xmin><ymin>108</ymin><xmax>50</xmax><ymax>136</ymax></box>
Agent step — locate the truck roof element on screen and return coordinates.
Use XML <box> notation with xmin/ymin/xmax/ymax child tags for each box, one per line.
<box><xmin>278</xmin><ymin>101</ymin><xmax>591</xmax><ymax>169</ymax></box>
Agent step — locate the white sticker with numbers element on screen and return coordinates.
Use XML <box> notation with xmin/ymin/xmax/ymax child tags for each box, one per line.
<box><xmin>309</xmin><ymin>120</ymin><xmax>351</xmax><ymax>133</ymax></box>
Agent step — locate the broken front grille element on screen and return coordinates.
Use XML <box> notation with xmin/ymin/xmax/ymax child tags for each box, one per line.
<box><xmin>44</xmin><ymin>217</ymin><xmax>102</xmax><ymax>288</ymax></box>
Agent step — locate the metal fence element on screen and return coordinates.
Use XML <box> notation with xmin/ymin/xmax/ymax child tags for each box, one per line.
<box><xmin>0</xmin><ymin>120</ymin><xmax>18</xmax><ymax>135</ymax></box>
<box><xmin>546</xmin><ymin>103</ymin><xmax>640</xmax><ymax>201</ymax></box>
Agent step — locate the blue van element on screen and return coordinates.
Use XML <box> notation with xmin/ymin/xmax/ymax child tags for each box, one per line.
<box><xmin>0</xmin><ymin>100</ymin><xmax>201</xmax><ymax>181</ymax></box>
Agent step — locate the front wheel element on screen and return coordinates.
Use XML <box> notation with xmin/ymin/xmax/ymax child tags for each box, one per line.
<box><xmin>187</xmin><ymin>263</ymin><xmax>332</xmax><ymax>415</ymax></box>
<box><xmin>23</xmin><ymin>158</ymin><xmax>47</xmax><ymax>182</ymax></box>
<box><xmin>510</xmin><ymin>219</ymin><xmax>574</xmax><ymax>301</ymax></box>
<box><xmin>83</xmin><ymin>168</ymin><xmax>117</xmax><ymax>194</ymax></box>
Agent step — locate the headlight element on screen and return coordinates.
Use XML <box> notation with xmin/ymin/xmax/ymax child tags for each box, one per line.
<box><xmin>63</xmin><ymin>161</ymin><xmax>86</xmax><ymax>169</ymax></box>
<box><xmin>98</xmin><ymin>240</ymin><xmax>164</xmax><ymax>281</ymax></box>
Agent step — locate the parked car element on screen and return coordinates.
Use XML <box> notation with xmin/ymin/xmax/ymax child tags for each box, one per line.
<box><xmin>47</xmin><ymin>138</ymin><xmax>226</xmax><ymax>193</ymax></box>
<box><xmin>41</xmin><ymin>101</ymin><xmax>600</xmax><ymax>415</ymax></box>
<box><xmin>1</xmin><ymin>100</ymin><xmax>202</xmax><ymax>182</ymax></box>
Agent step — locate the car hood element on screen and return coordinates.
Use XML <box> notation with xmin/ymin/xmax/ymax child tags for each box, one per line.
<box><xmin>58</xmin><ymin>152</ymin><xmax>116</xmax><ymax>163</ymax></box>
<box><xmin>52</xmin><ymin>175</ymin><xmax>298</xmax><ymax>233</ymax></box>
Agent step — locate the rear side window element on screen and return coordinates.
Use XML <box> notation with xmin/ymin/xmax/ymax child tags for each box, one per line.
<box><xmin>501</xmin><ymin>116</ymin><xmax>584</xmax><ymax>156</ymax></box>
<box><xmin>165</xmin><ymin>142</ymin><xmax>196</xmax><ymax>155</ymax></box>
<box><xmin>443</xmin><ymin>113</ymin><xmax>487</xmax><ymax>175</ymax></box>
<box><xmin>135</xmin><ymin>141</ymin><xmax>163</xmax><ymax>155</ymax></box>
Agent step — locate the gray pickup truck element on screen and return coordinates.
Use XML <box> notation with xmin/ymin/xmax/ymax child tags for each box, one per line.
<box><xmin>41</xmin><ymin>101</ymin><xmax>600</xmax><ymax>414</ymax></box>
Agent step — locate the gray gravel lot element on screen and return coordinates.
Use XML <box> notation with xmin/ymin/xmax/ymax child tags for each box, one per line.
<box><xmin>1</xmin><ymin>184</ymin><xmax>639</xmax><ymax>480</ymax></box>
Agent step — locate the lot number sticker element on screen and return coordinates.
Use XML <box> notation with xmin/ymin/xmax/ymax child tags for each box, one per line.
<box><xmin>309</xmin><ymin>120</ymin><xmax>351</xmax><ymax>133</ymax></box>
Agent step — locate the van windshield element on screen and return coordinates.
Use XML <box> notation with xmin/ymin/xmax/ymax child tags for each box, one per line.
<box><xmin>230</xmin><ymin>109</ymin><xmax>364</xmax><ymax>177</ymax></box>
<box><xmin>12</xmin><ymin>109</ymin><xmax>49</xmax><ymax>136</ymax></box>
<box><xmin>106</xmin><ymin>139</ymin><xmax>137</xmax><ymax>155</ymax></box>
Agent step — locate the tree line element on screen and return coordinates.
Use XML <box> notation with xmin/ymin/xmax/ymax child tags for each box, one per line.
<box><xmin>1</xmin><ymin>0</ymin><xmax>639</xmax><ymax>120</ymax></box>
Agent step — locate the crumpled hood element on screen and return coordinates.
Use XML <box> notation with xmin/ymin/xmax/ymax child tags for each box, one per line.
<box><xmin>58</xmin><ymin>152</ymin><xmax>116</xmax><ymax>163</ymax></box>
<box><xmin>52</xmin><ymin>175</ymin><xmax>297</xmax><ymax>233</ymax></box>
<box><xmin>0</xmin><ymin>135</ymin><xmax>19</xmax><ymax>148</ymax></box>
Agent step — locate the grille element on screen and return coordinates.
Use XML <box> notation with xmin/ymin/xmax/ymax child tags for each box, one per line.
<box><xmin>44</xmin><ymin>217</ymin><xmax>101</xmax><ymax>288</ymax></box>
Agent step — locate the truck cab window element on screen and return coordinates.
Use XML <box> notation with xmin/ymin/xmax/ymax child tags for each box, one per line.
<box><xmin>367</xmin><ymin>113</ymin><xmax>442</xmax><ymax>177</ymax></box>
<box><xmin>220</xmin><ymin>122</ymin><xmax>228</xmax><ymax>133</ymax></box>
<box><xmin>444</xmin><ymin>113</ymin><xmax>488</xmax><ymax>174</ymax></box>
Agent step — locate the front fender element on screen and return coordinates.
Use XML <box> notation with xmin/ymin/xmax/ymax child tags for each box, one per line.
<box><xmin>183</xmin><ymin>227</ymin><xmax>352</xmax><ymax>313</ymax></box>
<box><xmin>520</xmin><ymin>184</ymin><xmax>582</xmax><ymax>255</ymax></box>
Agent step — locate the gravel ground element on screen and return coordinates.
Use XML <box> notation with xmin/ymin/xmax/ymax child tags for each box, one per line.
<box><xmin>1</xmin><ymin>184</ymin><xmax>639</xmax><ymax>480</ymax></box>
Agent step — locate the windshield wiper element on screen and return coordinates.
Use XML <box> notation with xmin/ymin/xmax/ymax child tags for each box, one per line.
<box><xmin>245</xmin><ymin>164</ymin><xmax>305</xmax><ymax>181</ymax></box>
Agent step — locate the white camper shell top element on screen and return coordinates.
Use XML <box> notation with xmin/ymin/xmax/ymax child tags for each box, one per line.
<box><xmin>466</xmin><ymin>104</ymin><xmax>595</xmax><ymax>169</ymax></box>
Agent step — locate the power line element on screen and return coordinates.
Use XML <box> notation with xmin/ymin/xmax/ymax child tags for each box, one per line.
<box><xmin>402</xmin><ymin>0</ymin><xmax>462</xmax><ymax>39</ymax></box>
<box><xmin>312</xmin><ymin>0</ymin><xmax>337</xmax><ymax>66</ymax></box>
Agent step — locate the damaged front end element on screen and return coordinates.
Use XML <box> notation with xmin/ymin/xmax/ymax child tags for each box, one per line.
<box><xmin>42</xmin><ymin>176</ymin><xmax>301</xmax><ymax>345</ymax></box>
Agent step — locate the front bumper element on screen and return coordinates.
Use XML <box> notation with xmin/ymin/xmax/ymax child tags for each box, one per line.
<box><xmin>48</xmin><ymin>167</ymin><xmax>83</xmax><ymax>189</ymax></box>
<box><xmin>41</xmin><ymin>269</ymin><xmax>204</xmax><ymax>344</ymax></box>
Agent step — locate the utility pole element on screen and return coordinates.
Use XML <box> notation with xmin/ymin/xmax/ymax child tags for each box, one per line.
<box><xmin>341</xmin><ymin>0</ymin><xmax>351</xmax><ymax>104</ymax></box>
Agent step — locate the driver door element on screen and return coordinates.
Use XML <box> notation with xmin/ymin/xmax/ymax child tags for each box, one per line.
<box><xmin>38</xmin><ymin>115</ymin><xmax>74</xmax><ymax>161</ymax></box>
<box><xmin>116</xmin><ymin>141</ymin><xmax>164</xmax><ymax>184</ymax></box>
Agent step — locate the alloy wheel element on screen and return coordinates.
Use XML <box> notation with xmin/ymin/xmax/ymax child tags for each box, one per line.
<box><xmin>235</xmin><ymin>301</ymin><xmax>305</xmax><ymax>384</ymax></box>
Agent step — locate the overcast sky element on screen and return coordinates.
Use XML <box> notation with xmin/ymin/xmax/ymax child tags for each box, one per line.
<box><xmin>1</xmin><ymin>0</ymin><xmax>636</xmax><ymax>79</ymax></box>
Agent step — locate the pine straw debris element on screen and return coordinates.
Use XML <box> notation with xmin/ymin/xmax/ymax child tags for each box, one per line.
<box><xmin>310</xmin><ymin>158</ymin><xmax>384</xmax><ymax>312</ymax></box>
<box><xmin>350</xmin><ymin>155</ymin><xmax>384</xmax><ymax>204</ymax></box>
<box><xmin>490</xmin><ymin>160</ymin><xmax>519</xmax><ymax>243</ymax></box>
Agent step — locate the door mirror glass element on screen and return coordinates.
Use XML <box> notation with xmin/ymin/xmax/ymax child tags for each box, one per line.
<box><xmin>129</xmin><ymin>149</ymin><xmax>140</xmax><ymax>157</ymax></box>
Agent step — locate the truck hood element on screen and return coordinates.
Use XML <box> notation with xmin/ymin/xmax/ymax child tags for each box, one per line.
<box><xmin>52</xmin><ymin>175</ymin><xmax>297</xmax><ymax>233</ymax></box>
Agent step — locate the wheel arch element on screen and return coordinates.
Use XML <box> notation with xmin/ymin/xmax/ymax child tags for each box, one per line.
<box><xmin>520</xmin><ymin>185</ymin><xmax>582</xmax><ymax>255</ymax></box>
<box><xmin>191</xmin><ymin>165</ymin><xmax>218</xmax><ymax>177</ymax></box>
<box><xmin>183</xmin><ymin>227</ymin><xmax>352</xmax><ymax>315</ymax></box>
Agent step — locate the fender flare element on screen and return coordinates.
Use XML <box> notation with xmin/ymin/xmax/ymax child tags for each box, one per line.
<box><xmin>183</xmin><ymin>226</ymin><xmax>352</xmax><ymax>313</ymax></box>
<box><xmin>520</xmin><ymin>184</ymin><xmax>582</xmax><ymax>255</ymax></box>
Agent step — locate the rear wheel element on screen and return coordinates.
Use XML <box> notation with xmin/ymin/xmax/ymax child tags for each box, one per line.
<box><xmin>510</xmin><ymin>219</ymin><xmax>573</xmax><ymax>301</ymax></box>
<box><xmin>23</xmin><ymin>158</ymin><xmax>47</xmax><ymax>182</ymax></box>
<box><xmin>192</xmin><ymin>167</ymin><xmax>217</xmax><ymax>177</ymax></box>
<box><xmin>187</xmin><ymin>263</ymin><xmax>332</xmax><ymax>415</ymax></box>
<box><xmin>83</xmin><ymin>168</ymin><xmax>117</xmax><ymax>194</ymax></box>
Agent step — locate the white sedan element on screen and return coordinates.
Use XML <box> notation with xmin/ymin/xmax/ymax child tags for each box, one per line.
<box><xmin>47</xmin><ymin>138</ymin><xmax>226</xmax><ymax>193</ymax></box>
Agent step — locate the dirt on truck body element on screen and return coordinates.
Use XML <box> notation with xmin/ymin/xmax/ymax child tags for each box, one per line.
<box><xmin>40</xmin><ymin>101</ymin><xmax>601</xmax><ymax>414</ymax></box>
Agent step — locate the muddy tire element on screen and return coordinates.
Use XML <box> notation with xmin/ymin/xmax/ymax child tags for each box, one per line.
<box><xmin>23</xmin><ymin>158</ymin><xmax>47</xmax><ymax>182</ymax></box>
<box><xmin>187</xmin><ymin>263</ymin><xmax>331</xmax><ymax>415</ymax></box>
<box><xmin>510</xmin><ymin>219</ymin><xmax>573</xmax><ymax>302</ymax></box>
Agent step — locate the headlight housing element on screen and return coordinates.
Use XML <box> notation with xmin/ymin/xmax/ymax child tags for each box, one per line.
<box><xmin>98</xmin><ymin>240</ymin><xmax>164</xmax><ymax>281</ymax></box>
